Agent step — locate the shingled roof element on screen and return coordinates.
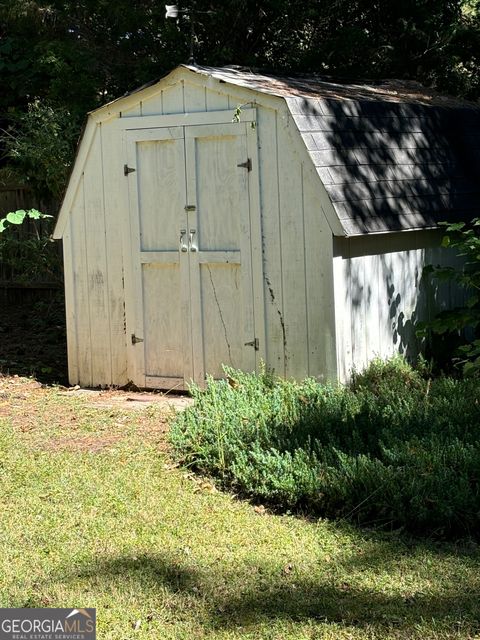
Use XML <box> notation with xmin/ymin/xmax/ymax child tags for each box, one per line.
<box><xmin>186</xmin><ymin>66</ymin><xmax>480</xmax><ymax>236</ymax></box>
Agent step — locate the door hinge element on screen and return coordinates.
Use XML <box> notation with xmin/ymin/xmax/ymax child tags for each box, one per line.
<box><xmin>124</xmin><ymin>164</ymin><xmax>136</xmax><ymax>176</ymax></box>
<box><xmin>131</xmin><ymin>333</ymin><xmax>144</xmax><ymax>345</ymax></box>
<box><xmin>237</xmin><ymin>158</ymin><xmax>252</xmax><ymax>172</ymax></box>
<box><xmin>244</xmin><ymin>337</ymin><xmax>259</xmax><ymax>351</ymax></box>
<box><xmin>184</xmin><ymin>204</ymin><xmax>196</xmax><ymax>212</ymax></box>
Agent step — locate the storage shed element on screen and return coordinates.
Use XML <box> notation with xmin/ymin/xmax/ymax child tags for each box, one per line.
<box><xmin>54</xmin><ymin>65</ymin><xmax>480</xmax><ymax>389</ymax></box>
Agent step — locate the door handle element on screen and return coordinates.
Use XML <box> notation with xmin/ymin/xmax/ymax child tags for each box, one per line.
<box><xmin>179</xmin><ymin>229</ymin><xmax>188</xmax><ymax>252</ymax></box>
<box><xmin>189</xmin><ymin>229</ymin><xmax>197</xmax><ymax>252</ymax></box>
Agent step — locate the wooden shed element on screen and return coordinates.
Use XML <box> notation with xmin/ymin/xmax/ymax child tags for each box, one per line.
<box><xmin>54</xmin><ymin>65</ymin><xmax>480</xmax><ymax>389</ymax></box>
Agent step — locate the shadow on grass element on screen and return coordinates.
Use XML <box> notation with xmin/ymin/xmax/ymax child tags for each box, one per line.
<box><xmin>53</xmin><ymin>540</ymin><xmax>480</xmax><ymax>634</ymax></box>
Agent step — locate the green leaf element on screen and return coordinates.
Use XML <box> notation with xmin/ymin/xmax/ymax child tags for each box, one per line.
<box><xmin>444</xmin><ymin>222</ymin><xmax>465</xmax><ymax>232</ymax></box>
<box><xmin>26</xmin><ymin>208</ymin><xmax>51</xmax><ymax>220</ymax></box>
<box><xmin>27</xmin><ymin>208</ymin><xmax>42</xmax><ymax>219</ymax></box>
<box><xmin>6</xmin><ymin>210</ymin><xmax>26</xmax><ymax>225</ymax></box>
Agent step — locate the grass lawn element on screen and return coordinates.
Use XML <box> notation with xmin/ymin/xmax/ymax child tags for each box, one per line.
<box><xmin>1</xmin><ymin>376</ymin><xmax>479</xmax><ymax>639</ymax></box>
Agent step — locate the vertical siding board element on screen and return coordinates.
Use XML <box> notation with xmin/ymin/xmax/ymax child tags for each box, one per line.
<box><xmin>377</xmin><ymin>249</ymin><xmax>387</xmax><ymax>359</ymax></box>
<box><xmin>159</xmin><ymin>85</ymin><xmax>184</xmax><ymax>115</ymax></box>
<box><xmin>183</xmin><ymin>82</ymin><xmax>207</xmax><ymax>112</ymax></box>
<box><xmin>120</xmin><ymin>132</ymin><xmax>142</xmax><ymax>386</ymax></box>
<box><xmin>246</xmin><ymin>120</ymin><xmax>267</xmax><ymax>367</ymax></box>
<box><xmin>258</xmin><ymin>110</ymin><xmax>285</xmax><ymax>375</ymax></box>
<box><xmin>205</xmin><ymin>87</ymin><xmax>230</xmax><ymax>111</ymax></box>
<box><xmin>301</xmin><ymin>165</ymin><xmax>310</xmax><ymax>375</ymax></box>
<box><xmin>62</xmin><ymin>220</ymin><xmax>79</xmax><ymax>385</ymax></box>
<box><xmin>101</xmin><ymin>122</ymin><xmax>128</xmax><ymax>385</ymax></box>
<box><xmin>82</xmin><ymin>125</ymin><xmax>112</xmax><ymax>386</ymax></box>
<box><xmin>141</xmin><ymin>91</ymin><xmax>164</xmax><ymax>115</ymax></box>
<box><xmin>120</xmin><ymin>103</ymin><xmax>142</xmax><ymax>117</ymax></box>
<box><xmin>351</xmin><ymin>252</ymin><xmax>367</xmax><ymax>372</ymax></box>
<box><xmin>123</xmin><ymin>132</ymin><xmax>147</xmax><ymax>388</ymax></box>
<box><xmin>333</xmin><ymin>249</ymin><xmax>350</xmax><ymax>382</ymax></box>
<box><xmin>363</xmin><ymin>253</ymin><xmax>378</xmax><ymax>361</ymax></box>
<box><xmin>70</xmin><ymin>174</ymin><xmax>93</xmax><ymax>387</ymax></box>
<box><xmin>303</xmin><ymin>166</ymin><xmax>337</xmax><ymax>380</ymax></box>
<box><xmin>277</xmin><ymin>117</ymin><xmax>308</xmax><ymax>379</ymax></box>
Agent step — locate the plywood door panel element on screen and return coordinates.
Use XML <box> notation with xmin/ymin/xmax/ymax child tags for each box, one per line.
<box><xmin>185</xmin><ymin>123</ymin><xmax>257</xmax><ymax>382</ymax></box>
<box><xmin>126</xmin><ymin>128</ymin><xmax>191</xmax><ymax>387</ymax></box>
<box><xmin>126</xmin><ymin>121</ymin><xmax>261</xmax><ymax>388</ymax></box>
<box><xmin>142</xmin><ymin>264</ymin><xmax>182</xmax><ymax>378</ymax></box>
<box><xmin>199</xmin><ymin>264</ymin><xmax>245</xmax><ymax>377</ymax></box>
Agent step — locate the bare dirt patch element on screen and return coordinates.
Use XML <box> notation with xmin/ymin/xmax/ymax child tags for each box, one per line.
<box><xmin>0</xmin><ymin>374</ymin><xmax>189</xmax><ymax>453</ymax></box>
<box><xmin>61</xmin><ymin>387</ymin><xmax>193</xmax><ymax>412</ymax></box>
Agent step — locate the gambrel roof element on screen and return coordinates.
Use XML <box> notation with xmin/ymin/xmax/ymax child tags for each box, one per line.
<box><xmin>55</xmin><ymin>65</ymin><xmax>480</xmax><ymax>239</ymax></box>
<box><xmin>185</xmin><ymin>66</ymin><xmax>480</xmax><ymax>235</ymax></box>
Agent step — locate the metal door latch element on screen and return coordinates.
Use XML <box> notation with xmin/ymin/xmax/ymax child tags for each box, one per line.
<box><xmin>244</xmin><ymin>338</ymin><xmax>259</xmax><ymax>350</ymax></box>
<box><xmin>131</xmin><ymin>334</ymin><xmax>144</xmax><ymax>345</ymax></box>
<box><xmin>180</xmin><ymin>229</ymin><xmax>188</xmax><ymax>252</ymax></box>
<box><xmin>124</xmin><ymin>164</ymin><xmax>136</xmax><ymax>176</ymax></box>
<box><xmin>189</xmin><ymin>229</ymin><xmax>197</xmax><ymax>252</ymax></box>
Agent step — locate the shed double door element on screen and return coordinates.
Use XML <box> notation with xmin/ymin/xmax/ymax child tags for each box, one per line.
<box><xmin>126</xmin><ymin>122</ymin><xmax>259</xmax><ymax>389</ymax></box>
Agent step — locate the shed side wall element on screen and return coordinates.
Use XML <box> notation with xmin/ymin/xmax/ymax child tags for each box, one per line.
<box><xmin>333</xmin><ymin>230</ymin><xmax>463</xmax><ymax>382</ymax></box>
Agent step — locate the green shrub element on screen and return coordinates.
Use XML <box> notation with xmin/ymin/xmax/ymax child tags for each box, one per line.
<box><xmin>418</xmin><ymin>219</ymin><xmax>480</xmax><ymax>376</ymax></box>
<box><xmin>169</xmin><ymin>360</ymin><xmax>480</xmax><ymax>538</ymax></box>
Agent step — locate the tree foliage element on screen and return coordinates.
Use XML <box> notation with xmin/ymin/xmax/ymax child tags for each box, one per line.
<box><xmin>0</xmin><ymin>0</ymin><xmax>479</xmax><ymax>202</ymax></box>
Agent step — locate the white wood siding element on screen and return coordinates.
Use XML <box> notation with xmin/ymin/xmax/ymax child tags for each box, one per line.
<box><xmin>262</xmin><ymin>109</ymin><xmax>337</xmax><ymax>380</ymax></box>
<box><xmin>333</xmin><ymin>230</ymin><xmax>463</xmax><ymax>382</ymax></box>
<box><xmin>64</xmin><ymin>124</ymin><xmax>127</xmax><ymax>387</ymax></box>
<box><xmin>62</xmin><ymin>219</ymin><xmax>78</xmax><ymax>384</ymax></box>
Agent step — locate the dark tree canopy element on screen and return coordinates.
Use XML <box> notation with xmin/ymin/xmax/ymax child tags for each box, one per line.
<box><xmin>0</xmin><ymin>0</ymin><xmax>479</xmax><ymax>200</ymax></box>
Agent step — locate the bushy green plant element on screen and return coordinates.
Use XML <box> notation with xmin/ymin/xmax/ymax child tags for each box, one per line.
<box><xmin>170</xmin><ymin>359</ymin><xmax>480</xmax><ymax>538</ymax></box>
<box><xmin>419</xmin><ymin>219</ymin><xmax>480</xmax><ymax>376</ymax></box>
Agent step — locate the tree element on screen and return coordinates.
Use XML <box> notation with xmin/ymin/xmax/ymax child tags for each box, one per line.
<box><xmin>0</xmin><ymin>0</ymin><xmax>478</xmax><ymax>204</ymax></box>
